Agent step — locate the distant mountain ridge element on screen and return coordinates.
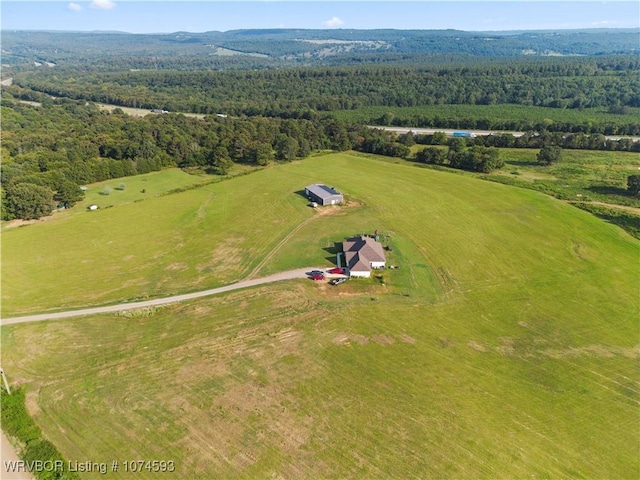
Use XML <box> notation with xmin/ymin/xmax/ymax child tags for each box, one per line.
<box><xmin>2</xmin><ymin>28</ymin><xmax>638</xmax><ymax>70</ymax></box>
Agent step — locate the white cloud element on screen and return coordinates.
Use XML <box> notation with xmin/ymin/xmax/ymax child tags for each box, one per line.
<box><xmin>90</xmin><ymin>0</ymin><xmax>117</xmax><ymax>10</ymax></box>
<box><xmin>590</xmin><ymin>20</ymin><xmax>617</xmax><ymax>26</ymax></box>
<box><xmin>323</xmin><ymin>16</ymin><xmax>344</xmax><ymax>28</ymax></box>
<box><xmin>68</xmin><ymin>3</ymin><xmax>82</xmax><ymax>11</ymax></box>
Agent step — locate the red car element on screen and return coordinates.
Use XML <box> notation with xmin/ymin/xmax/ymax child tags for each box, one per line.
<box><xmin>311</xmin><ymin>273</ymin><xmax>325</xmax><ymax>281</ymax></box>
<box><xmin>328</xmin><ymin>267</ymin><xmax>344</xmax><ymax>275</ymax></box>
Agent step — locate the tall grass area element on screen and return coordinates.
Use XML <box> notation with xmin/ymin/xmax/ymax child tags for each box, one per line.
<box><xmin>1</xmin><ymin>153</ymin><xmax>638</xmax><ymax>478</ymax></box>
<box><xmin>488</xmin><ymin>148</ymin><xmax>640</xmax><ymax>205</ymax></box>
<box><xmin>1</xmin><ymin>387</ymin><xmax>80</xmax><ymax>480</ymax></box>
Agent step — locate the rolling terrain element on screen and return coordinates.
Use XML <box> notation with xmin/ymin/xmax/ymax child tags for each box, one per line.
<box><xmin>3</xmin><ymin>29</ymin><xmax>639</xmax><ymax>70</ymax></box>
<box><xmin>1</xmin><ymin>153</ymin><xmax>638</xmax><ymax>478</ymax></box>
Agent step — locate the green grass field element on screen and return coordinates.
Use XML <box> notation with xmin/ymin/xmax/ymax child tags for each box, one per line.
<box><xmin>2</xmin><ymin>153</ymin><xmax>638</xmax><ymax>478</ymax></box>
<box><xmin>79</xmin><ymin>168</ymin><xmax>213</xmax><ymax>208</ymax></box>
<box><xmin>1</xmin><ymin>166</ymin><xmax>313</xmax><ymax>316</ymax></box>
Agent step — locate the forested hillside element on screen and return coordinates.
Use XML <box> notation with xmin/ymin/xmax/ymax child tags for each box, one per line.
<box><xmin>9</xmin><ymin>57</ymin><xmax>640</xmax><ymax>134</ymax></box>
<box><xmin>2</xmin><ymin>28</ymin><xmax>638</xmax><ymax>70</ymax></box>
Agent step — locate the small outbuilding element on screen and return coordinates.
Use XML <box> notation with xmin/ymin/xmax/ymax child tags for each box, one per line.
<box><xmin>305</xmin><ymin>184</ymin><xmax>343</xmax><ymax>206</ymax></box>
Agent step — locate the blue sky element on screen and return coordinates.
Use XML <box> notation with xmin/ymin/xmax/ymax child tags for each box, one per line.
<box><xmin>2</xmin><ymin>1</ymin><xmax>638</xmax><ymax>33</ymax></box>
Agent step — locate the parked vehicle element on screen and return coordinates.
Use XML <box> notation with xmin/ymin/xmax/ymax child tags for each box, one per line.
<box><xmin>311</xmin><ymin>273</ymin><xmax>325</xmax><ymax>281</ymax></box>
<box><xmin>330</xmin><ymin>278</ymin><xmax>347</xmax><ymax>285</ymax></box>
<box><xmin>328</xmin><ymin>267</ymin><xmax>345</xmax><ymax>275</ymax></box>
<box><xmin>453</xmin><ymin>131</ymin><xmax>476</xmax><ymax>138</ymax></box>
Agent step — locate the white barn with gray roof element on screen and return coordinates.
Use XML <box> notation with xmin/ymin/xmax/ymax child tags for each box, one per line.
<box><xmin>305</xmin><ymin>184</ymin><xmax>343</xmax><ymax>206</ymax></box>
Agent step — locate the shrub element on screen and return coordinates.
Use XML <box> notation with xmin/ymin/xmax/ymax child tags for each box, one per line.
<box><xmin>537</xmin><ymin>145</ymin><xmax>563</xmax><ymax>165</ymax></box>
<box><xmin>0</xmin><ymin>387</ymin><xmax>80</xmax><ymax>480</ymax></box>
<box><xmin>627</xmin><ymin>175</ymin><xmax>640</xmax><ymax>197</ymax></box>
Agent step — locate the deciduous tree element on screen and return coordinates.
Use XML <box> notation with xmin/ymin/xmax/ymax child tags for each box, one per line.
<box><xmin>415</xmin><ymin>147</ymin><xmax>446</xmax><ymax>164</ymax></box>
<box><xmin>54</xmin><ymin>179</ymin><xmax>84</xmax><ymax>208</ymax></box>
<box><xmin>5</xmin><ymin>183</ymin><xmax>55</xmax><ymax>220</ymax></box>
<box><xmin>537</xmin><ymin>145</ymin><xmax>563</xmax><ymax>165</ymax></box>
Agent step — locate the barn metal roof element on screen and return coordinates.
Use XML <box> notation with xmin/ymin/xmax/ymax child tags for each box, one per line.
<box><xmin>306</xmin><ymin>184</ymin><xmax>342</xmax><ymax>200</ymax></box>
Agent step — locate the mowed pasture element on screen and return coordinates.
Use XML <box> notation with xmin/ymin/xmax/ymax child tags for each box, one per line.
<box><xmin>2</xmin><ymin>166</ymin><xmax>316</xmax><ymax>316</ymax></box>
<box><xmin>1</xmin><ymin>153</ymin><xmax>639</xmax><ymax>478</ymax></box>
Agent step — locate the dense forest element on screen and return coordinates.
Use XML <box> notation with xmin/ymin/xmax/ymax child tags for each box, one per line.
<box><xmin>9</xmin><ymin>56</ymin><xmax>640</xmax><ymax>135</ymax></box>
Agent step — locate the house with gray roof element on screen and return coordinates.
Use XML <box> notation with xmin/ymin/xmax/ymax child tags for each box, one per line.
<box><xmin>342</xmin><ymin>236</ymin><xmax>386</xmax><ymax>278</ymax></box>
<box><xmin>305</xmin><ymin>184</ymin><xmax>343</xmax><ymax>206</ymax></box>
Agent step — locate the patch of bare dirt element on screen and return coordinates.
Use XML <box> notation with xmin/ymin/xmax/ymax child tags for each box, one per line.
<box><xmin>495</xmin><ymin>337</ymin><xmax>515</xmax><ymax>356</ymax></box>
<box><xmin>191</xmin><ymin>305</ymin><xmax>213</xmax><ymax>316</ymax></box>
<box><xmin>197</xmin><ymin>237</ymin><xmax>244</xmax><ymax>275</ymax></box>
<box><xmin>273</xmin><ymin>329</ymin><xmax>304</xmax><ymax>356</ymax></box>
<box><xmin>333</xmin><ymin>333</ymin><xmax>405</xmax><ymax>346</ymax></box>
<box><xmin>467</xmin><ymin>341</ymin><xmax>487</xmax><ymax>352</ymax></box>
<box><xmin>332</xmin><ymin>333</ymin><xmax>369</xmax><ymax>346</ymax></box>
<box><xmin>576</xmin><ymin>201</ymin><xmax>640</xmax><ymax>216</ymax></box>
<box><xmin>400</xmin><ymin>334</ymin><xmax>417</xmax><ymax>344</ymax></box>
<box><xmin>25</xmin><ymin>390</ymin><xmax>42</xmax><ymax>417</ymax></box>
<box><xmin>333</xmin><ymin>333</ymin><xmax>350</xmax><ymax>345</ymax></box>
<box><xmin>165</xmin><ymin>262</ymin><xmax>189</xmax><ymax>271</ymax></box>
<box><xmin>2</xmin><ymin>208</ymin><xmax>68</xmax><ymax>230</ymax></box>
<box><xmin>3</xmin><ymin>219</ymin><xmax>39</xmax><ymax>229</ymax></box>
<box><xmin>372</xmin><ymin>335</ymin><xmax>395</xmax><ymax>346</ymax></box>
<box><xmin>315</xmin><ymin>205</ymin><xmax>344</xmax><ymax>216</ymax></box>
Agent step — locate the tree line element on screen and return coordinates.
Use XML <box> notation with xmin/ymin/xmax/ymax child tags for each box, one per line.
<box><xmin>410</xmin><ymin>130</ymin><xmax>640</xmax><ymax>152</ymax></box>
<box><xmin>372</xmin><ymin>109</ymin><xmax>640</xmax><ymax>136</ymax></box>
<box><xmin>414</xmin><ymin>140</ymin><xmax>504</xmax><ymax>173</ymax></box>
<box><xmin>0</xmin><ymin>98</ymin><xmax>407</xmax><ymax>220</ymax></box>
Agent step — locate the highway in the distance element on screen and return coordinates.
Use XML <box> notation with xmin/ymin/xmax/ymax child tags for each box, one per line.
<box><xmin>373</xmin><ymin>125</ymin><xmax>640</xmax><ymax>142</ymax></box>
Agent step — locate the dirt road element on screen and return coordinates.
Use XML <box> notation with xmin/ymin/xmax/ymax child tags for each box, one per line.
<box><xmin>1</xmin><ymin>267</ymin><xmax>325</xmax><ymax>326</ymax></box>
<box><xmin>1</xmin><ymin>431</ymin><xmax>33</xmax><ymax>480</ymax></box>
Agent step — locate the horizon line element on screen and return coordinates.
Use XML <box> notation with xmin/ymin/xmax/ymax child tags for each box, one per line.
<box><xmin>3</xmin><ymin>26</ymin><xmax>639</xmax><ymax>34</ymax></box>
